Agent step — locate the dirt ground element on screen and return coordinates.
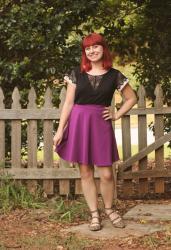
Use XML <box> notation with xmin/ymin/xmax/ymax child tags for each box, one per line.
<box><xmin>0</xmin><ymin>199</ymin><xmax>171</xmax><ymax>250</ymax></box>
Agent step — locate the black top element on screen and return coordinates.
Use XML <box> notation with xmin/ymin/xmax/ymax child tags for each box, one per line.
<box><xmin>64</xmin><ymin>66</ymin><xmax>129</xmax><ymax>106</ymax></box>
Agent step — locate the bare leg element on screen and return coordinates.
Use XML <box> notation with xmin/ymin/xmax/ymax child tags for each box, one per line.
<box><xmin>79</xmin><ymin>164</ymin><xmax>98</xmax><ymax>210</ymax></box>
<box><xmin>97</xmin><ymin>166</ymin><xmax>125</xmax><ymax>228</ymax></box>
<box><xmin>79</xmin><ymin>164</ymin><xmax>101</xmax><ymax>230</ymax></box>
<box><xmin>97</xmin><ymin>166</ymin><xmax>115</xmax><ymax>208</ymax></box>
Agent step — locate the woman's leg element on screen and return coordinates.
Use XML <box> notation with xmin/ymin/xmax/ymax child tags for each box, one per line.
<box><xmin>79</xmin><ymin>164</ymin><xmax>101</xmax><ymax>230</ymax></box>
<box><xmin>97</xmin><ymin>166</ymin><xmax>125</xmax><ymax>228</ymax></box>
<box><xmin>79</xmin><ymin>164</ymin><xmax>98</xmax><ymax>211</ymax></box>
<box><xmin>97</xmin><ymin>166</ymin><xmax>115</xmax><ymax>208</ymax></box>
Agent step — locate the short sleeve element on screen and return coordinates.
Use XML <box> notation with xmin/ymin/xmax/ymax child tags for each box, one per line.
<box><xmin>64</xmin><ymin>69</ymin><xmax>77</xmax><ymax>85</ymax></box>
<box><xmin>116</xmin><ymin>71</ymin><xmax>129</xmax><ymax>91</ymax></box>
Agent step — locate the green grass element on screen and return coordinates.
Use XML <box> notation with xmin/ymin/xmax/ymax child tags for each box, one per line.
<box><xmin>48</xmin><ymin>196</ymin><xmax>89</xmax><ymax>223</ymax></box>
<box><xmin>118</xmin><ymin>144</ymin><xmax>171</xmax><ymax>160</ymax></box>
<box><xmin>138</xmin><ymin>229</ymin><xmax>171</xmax><ymax>250</ymax></box>
<box><xmin>37</xmin><ymin>149</ymin><xmax>59</xmax><ymax>161</ymax></box>
<box><xmin>0</xmin><ymin>195</ymin><xmax>99</xmax><ymax>249</ymax></box>
<box><xmin>0</xmin><ymin>169</ymin><xmax>45</xmax><ymax>213</ymax></box>
<box><xmin>36</xmin><ymin>144</ymin><xmax>170</xmax><ymax>162</ymax></box>
<box><xmin>19</xmin><ymin>233</ymin><xmax>99</xmax><ymax>250</ymax></box>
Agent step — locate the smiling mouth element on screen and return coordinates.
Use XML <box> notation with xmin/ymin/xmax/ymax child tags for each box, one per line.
<box><xmin>89</xmin><ymin>54</ymin><xmax>98</xmax><ymax>57</ymax></box>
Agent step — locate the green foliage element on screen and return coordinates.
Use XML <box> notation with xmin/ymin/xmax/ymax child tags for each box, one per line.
<box><xmin>49</xmin><ymin>197</ymin><xmax>89</xmax><ymax>222</ymax></box>
<box><xmin>0</xmin><ymin>0</ymin><xmax>101</xmax><ymax>102</ymax></box>
<box><xmin>1</xmin><ymin>0</ymin><xmax>171</xmax><ymax>155</ymax></box>
<box><xmin>0</xmin><ymin>0</ymin><xmax>101</xmax><ymax>158</ymax></box>
<box><xmin>130</xmin><ymin>0</ymin><xmax>171</xmax><ymax>146</ymax></box>
<box><xmin>93</xmin><ymin>0</ymin><xmax>171</xmax><ymax>146</ymax></box>
<box><xmin>0</xmin><ymin>168</ymin><xmax>45</xmax><ymax>213</ymax></box>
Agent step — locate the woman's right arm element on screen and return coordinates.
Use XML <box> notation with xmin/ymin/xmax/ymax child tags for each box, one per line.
<box><xmin>53</xmin><ymin>81</ymin><xmax>76</xmax><ymax>147</ymax></box>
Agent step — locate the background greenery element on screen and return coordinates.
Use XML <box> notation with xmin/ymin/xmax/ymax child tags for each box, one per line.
<box><xmin>0</xmin><ymin>0</ymin><xmax>170</xmax><ymax>158</ymax></box>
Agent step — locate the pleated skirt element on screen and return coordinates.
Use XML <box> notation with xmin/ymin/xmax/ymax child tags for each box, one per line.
<box><xmin>55</xmin><ymin>104</ymin><xmax>119</xmax><ymax>166</ymax></box>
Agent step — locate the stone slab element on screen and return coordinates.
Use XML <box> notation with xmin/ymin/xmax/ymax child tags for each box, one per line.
<box><xmin>123</xmin><ymin>204</ymin><xmax>171</xmax><ymax>221</ymax></box>
<box><xmin>64</xmin><ymin>220</ymin><xmax>166</xmax><ymax>239</ymax></box>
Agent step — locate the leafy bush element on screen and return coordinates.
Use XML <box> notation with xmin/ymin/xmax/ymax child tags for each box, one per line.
<box><xmin>0</xmin><ymin>168</ymin><xmax>45</xmax><ymax>212</ymax></box>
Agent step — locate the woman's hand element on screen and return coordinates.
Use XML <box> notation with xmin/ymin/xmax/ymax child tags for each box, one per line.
<box><xmin>102</xmin><ymin>106</ymin><xmax>120</xmax><ymax>121</ymax></box>
<box><xmin>53</xmin><ymin>129</ymin><xmax>64</xmax><ymax>150</ymax></box>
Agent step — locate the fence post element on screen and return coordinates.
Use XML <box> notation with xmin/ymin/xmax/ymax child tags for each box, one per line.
<box><xmin>43</xmin><ymin>87</ymin><xmax>54</xmax><ymax>195</ymax></box>
<box><xmin>11</xmin><ymin>87</ymin><xmax>21</xmax><ymax>169</ymax></box>
<box><xmin>27</xmin><ymin>87</ymin><xmax>38</xmax><ymax>192</ymax></box>
<box><xmin>154</xmin><ymin>84</ymin><xmax>164</xmax><ymax>193</ymax></box>
<box><xmin>138</xmin><ymin>85</ymin><xmax>148</xmax><ymax>194</ymax></box>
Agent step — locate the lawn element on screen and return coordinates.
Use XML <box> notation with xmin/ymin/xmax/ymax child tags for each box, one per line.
<box><xmin>0</xmin><ymin>195</ymin><xmax>171</xmax><ymax>250</ymax></box>
<box><xmin>37</xmin><ymin>143</ymin><xmax>171</xmax><ymax>163</ymax></box>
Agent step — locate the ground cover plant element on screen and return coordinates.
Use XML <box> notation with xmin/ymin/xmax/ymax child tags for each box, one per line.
<box><xmin>0</xmin><ymin>169</ymin><xmax>171</xmax><ymax>250</ymax></box>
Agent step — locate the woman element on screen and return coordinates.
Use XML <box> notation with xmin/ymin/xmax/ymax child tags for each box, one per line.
<box><xmin>53</xmin><ymin>33</ymin><xmax>137</xmax><ymax>231</ymax></box>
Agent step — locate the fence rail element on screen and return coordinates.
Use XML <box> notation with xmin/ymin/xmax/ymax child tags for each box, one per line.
<box><xmin>0</xmin><ymin>84</ymin><xmax>170</xmax><ymax>198</ymax></box>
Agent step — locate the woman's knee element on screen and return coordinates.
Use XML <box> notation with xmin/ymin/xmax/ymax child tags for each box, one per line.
<box><xmin>99</xmin><ymin>168</ymin><xmax>114</xmax><ymax>182</ymax></box>
<box><xmin>79</xmin><ymin>164</ymin><xmax>94</xmax><ymax>180</ymax></box>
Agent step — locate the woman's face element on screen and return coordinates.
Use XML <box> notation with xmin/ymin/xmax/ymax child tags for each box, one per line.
<box><xmin>85</xmin><ymin>44</ymin><xmax>103</xmax><ymax>62</ymax></box>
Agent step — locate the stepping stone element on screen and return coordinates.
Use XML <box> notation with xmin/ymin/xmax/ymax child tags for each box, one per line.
<box><xmin>64</xmin><ymin>220</ymin><xmax>166</xmax><ymax>239</ymax></box>
<box><xmin>123</xmin><ymin>204</ymin><xmax>171</xmax><ymax>221</ymax></box>
<box><xmin>64</xmin><ymin>204</ymin><xmax>171</xmax><ymax>239</ymax></box>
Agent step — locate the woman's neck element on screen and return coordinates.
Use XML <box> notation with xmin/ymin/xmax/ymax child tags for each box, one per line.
<box><xmin>91</xmin><ymin>61</ymin><xmax>104</xmax><ymax>70</ymax></box>
<box><xmin>87</xmin><ymin>61</ymin><xmax>108</xmax><ymax>75</ymax></box>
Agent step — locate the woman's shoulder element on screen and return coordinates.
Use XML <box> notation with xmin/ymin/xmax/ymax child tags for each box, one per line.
<box><xmin>110</xmin><ymin>67</ymin><xmax>120</xmax><ymax>74</ymax></box>
<box><xmin>65</xmin><ymin>65</ymin><xmax>80</xmax><ymax>75</ymax></box>
<box><xmin>110</xmin><ymin>67</ymin><xmax>128</xmax><ymax>79</ymax></box>
<box><xmin>64</xmin><ymin>65</ymin><xmax>82</xmax><ymax>84</ymax></box>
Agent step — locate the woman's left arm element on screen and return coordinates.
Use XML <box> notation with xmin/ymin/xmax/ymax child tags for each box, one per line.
<box><xmin>102</xmin><ymin>84</ymin><xmax>137</xmax><ymax>121</ymax></box>
<box><xmin>114</xmin><ymin>84</ymin><xmax>137</xmax><ymax>120</ymax></box>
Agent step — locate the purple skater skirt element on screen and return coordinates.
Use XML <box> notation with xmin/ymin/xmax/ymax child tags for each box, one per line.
<box><xmin>55</xmin><ymin>104</ymin><xmax>119</xmax><ymax>166</ymax></box>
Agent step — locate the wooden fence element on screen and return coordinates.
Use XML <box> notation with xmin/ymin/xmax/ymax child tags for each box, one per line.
<box><xmin>0</xmin><ymin>84</ymin><xmax>171</xmax><ymax>198</ymax></box>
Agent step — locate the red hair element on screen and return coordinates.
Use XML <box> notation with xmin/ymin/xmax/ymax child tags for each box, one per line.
<box><xmin>80</xmin><ymin>33</ymin><xmax>113</xmax><ymax>72</ymax></box>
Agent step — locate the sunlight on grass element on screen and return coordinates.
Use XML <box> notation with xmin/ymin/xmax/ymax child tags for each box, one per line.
<box><xmin>36</xmin><ymin>144</ymin><xmax>170</xmax><ymax>162</ymax></box>
<box><xmin>37</xmin><ymin>150</ymin><xmax>59</xmax><ymax>161</ymax></box>
<box><xmin>48</xmin><ymin>196</ymin><xmax>89</xmax><ymax>223</ymax></box>
<box><xmin>118</xmin><ymin>144</ymin><xmax>171</xmax><ymax>160</ymax></box>
<box><xmin>20</xmin><ymin>233</ymin><xmax>98</xmax><ymax>250</ymax></box>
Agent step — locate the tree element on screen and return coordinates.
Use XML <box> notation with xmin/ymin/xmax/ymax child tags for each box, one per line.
<box><xmin>0</xmin><ymin>0</ymin><xmax>101</xmax><ymax>158</ymax></box>
<box><xmin>0</xmin><ymin>0</ymin><xmax>101</xmax><ymax>106</ymax></box>
<box><xmin>93</xmin><ymin>0</ymin><xmax>171</xmax><ymax>146</ymax></box>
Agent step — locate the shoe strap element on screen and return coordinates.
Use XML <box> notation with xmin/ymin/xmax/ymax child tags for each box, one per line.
<box><xmin>110</xmin><ymin>215</ymin><xmax>121</xmax><ymax>223</ymax></box>
<box><xmin>105</xmin><ymin>207</ymin><xmax>114</xmax><ymax>210</ymax></box>
<box><xmin>90</xmin><ymin>209</ymin><xmax>99</xmax><ymax>213</ymax></box>
<box><xmin>107</xmin><ymin>210</ymin><xmax>118</xmax><ymax>217</ymax></box>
